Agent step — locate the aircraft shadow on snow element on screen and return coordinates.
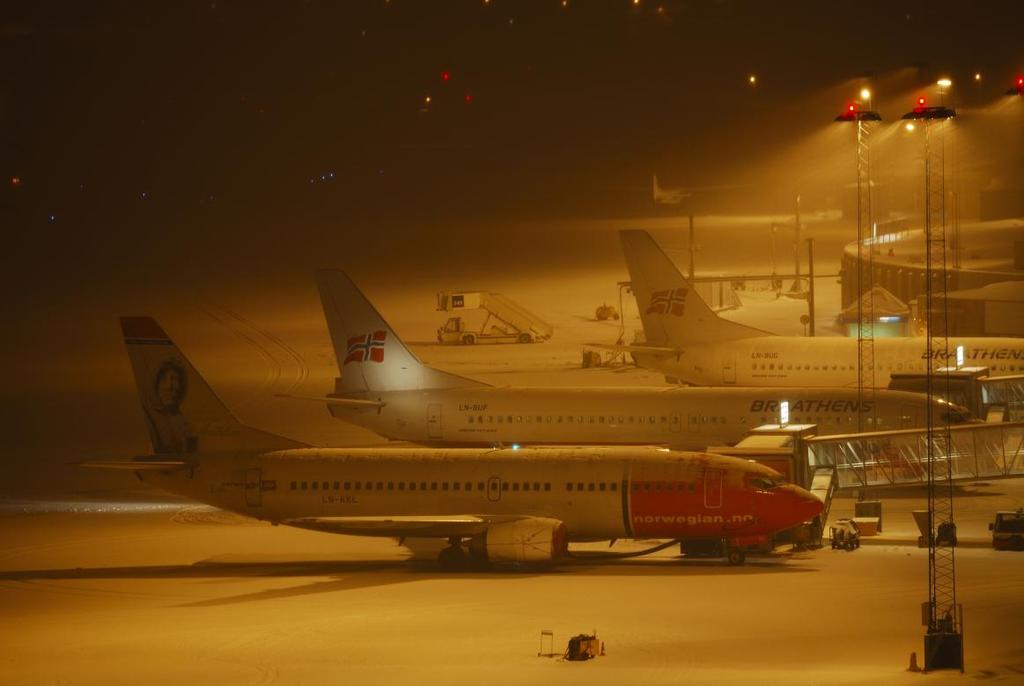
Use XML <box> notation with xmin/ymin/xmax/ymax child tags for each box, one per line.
<box><xmin>0</xmin><ymin>554</ymin><xmax>817</xmax><ymax>607</ymax></box>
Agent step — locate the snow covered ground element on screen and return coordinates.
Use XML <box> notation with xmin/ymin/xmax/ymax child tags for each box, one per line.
<box><xmin>1</xmin><ymin>486</ymin><xmax>1023</xmax><ymax>686</ymax></box>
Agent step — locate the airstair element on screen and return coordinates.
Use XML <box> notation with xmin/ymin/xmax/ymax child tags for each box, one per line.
<box><xmin>436</xmin><ymin>291</ymin><xmax>553</xmax><ymax>344</ymax></box>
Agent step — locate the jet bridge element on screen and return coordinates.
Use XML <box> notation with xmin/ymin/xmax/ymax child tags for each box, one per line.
<box><xmin>805</xmin><ymin>421</ymin><xmax>1024</xmax><ymax>490</ymax></box>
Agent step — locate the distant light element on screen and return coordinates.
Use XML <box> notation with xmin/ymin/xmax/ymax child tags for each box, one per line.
<box><xmin>973</xmin><ymin>72</ymin><xmax>982</xmax><ymax>82</ymax></box>
<box><xmin>9</xmin><ymin>176</ymin><xmax>21</xmax><ymax>187</ymax></box>
<box><xmin>48</xmin><ymin>214</ymin><xmax>56</xmax><ymax>222</ymax></box>
<box><xmin>936</xmin><ymin>77</ymin><xmax>952</xmax><ymax>88</ymax></box>
<box><xmin>561</xmin><ymin>0</ymin><xmax>568</xmax><ymax>6</ymax></box>
<box><xmin>904</xmin><ymin>122</ymin><xmax>916</xmax><ymax>132</ymax></box>
<box><xmin>424</xmin><ymin>95</ymin><xmax>431</xmax><ymax>104</ymax></box>
<box><xmin>1018</xmin><ymin>76</ymin><xmax>1024</xmax><ymax>87</ymax></box>
<box><xmin>848</xmin><ymin>104</ymin><xmax>856</xmax><ymax>113</ymax></box>
<box><xmin>441</xmin><ymin>71</ymin><xmax>450</xmax><ymax>82</ymax></box>
<box><xmin>511</xmin><ymin>443</ymin><xmax>520</xmax><ymax>450</ymax></box>
<box><xmin>956</xmin><ymin>345</ymin><xmax>965</xmax><ymax>368</ymax></box>
<box><xmin>464</xmin><ymin>93</ymin><xmax>473</xmax><ymax>103</ymax></box>
<box><xmin>917</xmin><ymin>96</ymin><xmax>926</xmax><ymax>108</ymax></box>
<box><xmin>140</xmin><ymin>191</ymin><xmax>147</xmax><ymax>199</ymax></box>
<box><xmin>656</xmin><ymin>4</ymin><xmax>665</xmax><ymax>13</ymax></box>
<box><xmin>748</xmin><ymin>74</ymin><xmax>757</xmax><ymax>86</ymax></box>
<box><xmin>859</xmin><ymin>88</ymin><xmax>871</xmax><ymax>101</ymax></box>
<box><xmin>780</xmin><ymin>400</ymin><xmax>790</xmax><ymax>426</ymax></box>
<box><xmin>632</xmin><ymin>0</ymin><xmax>640</xmax><ymax>5</ymax></box>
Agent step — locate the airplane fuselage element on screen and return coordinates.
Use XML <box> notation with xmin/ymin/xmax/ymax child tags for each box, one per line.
<box><xmin>634</xmin><ymin>336</ymin><xmax>1024</xmax><ymax>388</ymax></box>
<box><xmin>330</xmin><ymin>385</ymin><xmax>966</xmax><ymax>449</ymax></box>
<box><xmin>142</xmin><ymin>447</ymin><xmax>819</xmax><ymax>543</ymax></box>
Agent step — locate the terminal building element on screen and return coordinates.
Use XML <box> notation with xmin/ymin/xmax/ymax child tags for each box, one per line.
<box><xmin>840</xmin><ymin>218</ymin><xmax>1024</xmax><ymax>334</ymax></box>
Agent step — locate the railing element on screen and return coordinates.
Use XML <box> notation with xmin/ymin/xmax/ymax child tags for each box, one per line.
<box><xmin>805</xmin><ymin>421</ymin><xmax>1024</xmax><ymax>489</ymax></box>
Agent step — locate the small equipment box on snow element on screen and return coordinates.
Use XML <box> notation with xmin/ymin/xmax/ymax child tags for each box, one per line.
<box><xmin>564</xmin><ymin>634</ymin><xmax>603</xmax><ymax>661</ymax></box>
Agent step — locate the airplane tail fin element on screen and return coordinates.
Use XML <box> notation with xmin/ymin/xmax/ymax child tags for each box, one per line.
<box><xmin>120</xmin><ymin>317</ymin><xmax>305</xmax><ymax>455</ymax></box>
<box><xmin>620</xmin><ymin>230</ymin><xmax>767</xmax><ymax>346</ymax></box>
<box><xmin>316</xmin><ymin>270</ymin><xmax>488</xmax><ymax>394</ymax></box>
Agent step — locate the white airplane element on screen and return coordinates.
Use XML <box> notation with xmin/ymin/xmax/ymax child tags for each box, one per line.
<box><xmin>86</xmin><ymin>317</ymin><xmax>823</xmax><ymax>567</ymax></box>
<box><xmin>612</xmin><ymin>230</ymin><xmax>1024</xmax><ymax>387</ymax></box>
<box><xmin>307</xmin><ymin>271</ymin><xmax>971</xmax><ymax>449</ymax></box>
<box><xmin>653</xmin><ymin>175</ymin><xmax>690</xmax><ymax>205</ymax></box>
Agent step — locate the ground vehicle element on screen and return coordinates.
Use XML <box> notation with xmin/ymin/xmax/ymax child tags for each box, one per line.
<box><xmin>830</xmin><ymin>518</ymin><xmax>860</xmax><ymax>551</ymax></box>
<box><xmin>436</xmin><ymin>290</ymin><xmax>553</xmax><ymax>345</ymax></box>
<box><xmin>989</xmin><ymin>508</ymin><xmax>1024</xmax><ymax>550</ymax></box>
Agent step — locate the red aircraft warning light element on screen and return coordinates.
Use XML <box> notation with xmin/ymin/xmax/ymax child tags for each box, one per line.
<box><xmin>834</xmin><ymin>103</ymin><xmax>881</xmax><ymax>122</ymax></box>
<box><xmin>442</xmin><ymin>71</ymin><xmax>450</xmax><ymax>82</ymax></box>
<box><xmin>1008</xmin><ymin>76</ymin><xmax>1024</xmax><ymax>96</ymax></box>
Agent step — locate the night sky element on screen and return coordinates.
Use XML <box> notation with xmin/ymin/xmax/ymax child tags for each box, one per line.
<box><xmin>1</xmin><ymin>1</ymin><xmax>1023</xmax><ymax>492</ymax></box>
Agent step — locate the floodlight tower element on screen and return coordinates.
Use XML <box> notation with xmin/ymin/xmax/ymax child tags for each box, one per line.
<box><xmin>901</xmin><ymin>94</ymin><xmax>962</xmax><ymax>672</ymax></box>
<box><xmin>835</xmin><ymin>96</ymin><xmax>881</xmax><ymax>435</ymax></box>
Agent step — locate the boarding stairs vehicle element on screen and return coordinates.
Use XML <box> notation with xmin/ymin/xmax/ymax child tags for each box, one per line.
<box><xmin>436</xmin><ymin>290</ymin><xmax>553</xmax><ymax>345</ymax></box>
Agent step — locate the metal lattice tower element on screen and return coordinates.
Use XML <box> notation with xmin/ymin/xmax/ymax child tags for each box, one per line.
<box><xmin>904</xmin><ymin>99</ymin><xmax>962</xmax><ymax>671</ymax></box>
<box><xmin>855</xmin><ymin>118</ymin><xmax>876</xmax><ymax>433</ymax></box>
<box><xmin>924</xmin><ymin>114</ymin><xmax>957</xmax><ymax>636</ymax></box>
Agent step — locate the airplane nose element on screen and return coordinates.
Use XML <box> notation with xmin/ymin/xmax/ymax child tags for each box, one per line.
<box><xmin>791</xmin><ymin>485</ymin><xmax>824</xmax><ymax>521</ymax></box>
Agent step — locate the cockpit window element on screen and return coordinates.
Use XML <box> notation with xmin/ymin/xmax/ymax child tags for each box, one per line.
<box><xmin>747</xmin><ymin>476</ymin><xmax>780</xmax><ymax>491</ymax></box>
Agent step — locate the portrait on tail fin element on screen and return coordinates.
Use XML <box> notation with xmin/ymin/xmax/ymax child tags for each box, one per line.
<box><xmin>145</xmin><ymin>358</ymin><xmax>198</xmax><ymax>454</ymax></box>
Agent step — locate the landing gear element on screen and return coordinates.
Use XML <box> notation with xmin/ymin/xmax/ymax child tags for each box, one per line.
<box><xmin>726</xmin><ymin>549</ymin><xmax>746</xmax><ymax>566</ymax></box>
<box><xmin>438</xmin><ymin>539</ymin><xmax>469</xmax><ymax>570</ymax></box>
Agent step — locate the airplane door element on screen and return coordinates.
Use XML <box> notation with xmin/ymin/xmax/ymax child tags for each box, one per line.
<box><xmin>722</xmin><ymin>355</ymin><xmax>737</xmax><ymax>384</ymax></box>
<box><xmin>244</xmin><ymin>468</ymin><xmax>262</xmax><ymax>507</ymax></box>
<box><xmin>427</xmin><ymin>403</ymin><xmax>443</xmax><ymax>439</ymax></box>
<box><xmin>704</xmin><ymin>469</ymin><xmax>722</xmax><ymax>509</ymax></box>
<box><xmin>487</xmin><ymin>477</ymin><xmax>502</xmax><ymax>502</ymax></box>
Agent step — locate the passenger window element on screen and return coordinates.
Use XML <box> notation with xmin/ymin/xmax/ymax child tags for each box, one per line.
<box><xmin>453</xmin><ymin>482</ymin><xmax>460</xmax><ymax>491</ymax></box>
<box><xmin>566</xmin><ymin>483</ymin><xmax>574</xmax><ymax>491</ymax></box>
<box><xmin>502</xmin><ymin>482</ymin><xmax>509</xmax><ymax>491</ymax></box>
<box><xmin>468</xmin><ymin>416</ymin><xmax>474</xmax><ymax>424</ymax></box>
<box><xmin>599</xmin><ymin>483</ymin><xmax>606</xmax><ymax>491</ymax></box>
<box><xmin>312</xmin><ymin>482</ymin><xmax>319</xmax><ymax>491</ymax></box>
<box><xmin>301</xmin><ymin>481</ymin><xmax>308</xmax><ymax>490</ymax></box>
<box><xmin>466</xmin><ymin>482</ymin><xmax>472</xmax><ymax>491</ymax></box>
<box><xmin>343</xmin><ymin>482</ymin><xmax>351</xmax><ymax>490</ymax></box>
<box><xmin>442</xmin><ymin>482</ymin><xmax>449</xmax><ymax>491</ymax></box>
<box><xmin>533</xmin><ymin>482</ymin><xmax>540</xmax><ymax>491</ymax></box>
<box><xmin>544</xmin><ymin>483</ymin><xmax>551</xmax><ymax>491</ymax></box>
<box><xmin>420</xmin><ymin>482</ymin><xmax>427</xmax><ymax>491</ymax></box>
<box><xmin>588</xmin><ymin>483</ymin><xmax>595</xmax><ymax>491</ymax></box>
<box><xmin>610</xmin><ymin>482</ymin><xmax>617</xmax><ymax>492</ymax></box>
<box><xmin>353</xmin><ymin>482</ymin><xmax>360</xmax><ymax>491</ymax></box>
<box><xmin>477</xmin><ymin>482</ymin><xmax>484</xmax><ymax>491</ymax></box>
<box><xmin>577</xmin><ymin>482</ymin><xmax>584</xmax><ymax>491</ymax></box>
<box><xmin>388</xmin><ymin>482</ymin><xmax>394</xmax><ymax>490</ymax></box>
<box><xmin>290</xmin><ymin>481</ymin><xmax>297</xmax><ymax>490</ymax></box>
<box><xmin>409</xmin><ymin>482</ymin><xmax>416</xmax><ymax>491</ymax></box>
<box><xmin>431</xmin><ymin>482</ymin><xmax>437</xmax><ymax>490</ymax></box>
<box><xmin>512</xmin><ymin>483</ymin><xmax>520</xmax><ymax>492</ymax></box>
<box><xmin>376</xmin><ymin>482</ymin><xmax>383</xmax><ymax>490</ymax></box>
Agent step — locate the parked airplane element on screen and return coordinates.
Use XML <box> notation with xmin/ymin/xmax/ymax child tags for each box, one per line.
<box><xmin>307</xmin><ymin>271</ymin><xmax>971</xmax><ymax>450</ymax></box>
<box><xmin>87</xmin><ymin>317</ymin><xmax>823</xmax><ymax>567</ymax></box>
<box><xmin>653</xmin><ymin>175</ymin><xmax>690</xmax><ymax>206</ymax></box>
<box><xmin>612</xmin><ymin>230</ymin><xmax>1024</xmax><ymax>387</ymax></box>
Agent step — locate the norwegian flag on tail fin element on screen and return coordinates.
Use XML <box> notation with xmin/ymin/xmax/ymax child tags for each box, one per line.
<box><xmin>344</xmin><ymin>330</ymin><xmax>387</xmax><ymax>365</ymax></box>
<box><xmin>646</xmin><ymin>288</ymin><xmax>688</xmax><ymax>317</ymax></box>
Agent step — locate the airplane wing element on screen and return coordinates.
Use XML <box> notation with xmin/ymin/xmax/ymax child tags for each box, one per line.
<box><xmin>77</xmin><ymin>459</ymin><xmax>194</xmax><ymax>471</ymax></box>
<box><xmin>585</xmin><ymin>342</ymin><xmax>681</xmax><ymax>356</ymax></box>
<box><xmin>274</xmin><ymin>393</ymin><xmax>385</xmax><ymax>409</ymax></box>
<box><xmin>283</xmin><ymin>514</ymin><xmax>528</xmax><ymax>538</ymax></box>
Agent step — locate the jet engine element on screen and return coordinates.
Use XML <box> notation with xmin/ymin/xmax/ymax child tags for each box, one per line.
<box><xmin>469</xmin><ymin>517</ymin><xmax>568</xmax><ymax>563</ymax></box>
